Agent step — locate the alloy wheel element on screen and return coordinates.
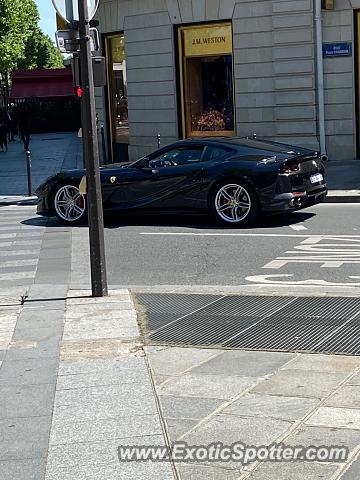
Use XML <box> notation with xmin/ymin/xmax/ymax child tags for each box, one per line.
<box><xmin>54</xmin><ymin>185</ymin><xmax>85</xmax><ymax>222</ymax></box>
<box><xmin>215</xmin><ymin>183</ymin><xmax>251</xmax><ymax>223</ymax></box>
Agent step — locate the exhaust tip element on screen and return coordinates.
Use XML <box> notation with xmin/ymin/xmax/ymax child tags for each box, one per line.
<box><xmin>321</xmin><ymin>155</ymin><xmax>328</xmax><ymax>162</ymax></box>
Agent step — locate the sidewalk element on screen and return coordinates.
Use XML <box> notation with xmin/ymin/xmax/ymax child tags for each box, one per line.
<box><xmin>0</xmin><ymin>132</ymin><xmax>83</xmax><ymax>201</ymax></box>
<box><xmin>2</xmin><ymin>282</ymin><xmax>360</xmax><ymax>479</ymax></box>
<box><xmin>325</xmin><ymin>160</ymin><xmax>360</xmax><ymax>202</ymax></box>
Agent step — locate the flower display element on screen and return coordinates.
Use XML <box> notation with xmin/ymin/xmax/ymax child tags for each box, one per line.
<box><xmin>196</xmin><ymin>109</ymin><xmax>225</xmax><ymax>131</ymax></box>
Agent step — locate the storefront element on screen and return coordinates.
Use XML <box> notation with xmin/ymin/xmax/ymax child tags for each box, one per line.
<box><xmin>104</xmin><ymin>33</ymin><xmax>129</xmax><ymax>162</ymax></box>
<box><xmin>178</xmin><ymin>23</ymin><xmax>235</xmax><ymax>138</ymax></box>
<box><xmin>96</xmin><ymin>0</ymin><xmax>359</xmax><ymax>162</ymax></box>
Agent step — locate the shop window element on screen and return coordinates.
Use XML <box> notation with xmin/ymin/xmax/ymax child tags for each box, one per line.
<box><xmin>106</xmin><ymin>34</ymin><xmax>129</xmax><ymax>161</ymax></box>
<box><xmin>178</xmin><ymin>23</ymin><xmax>235</xmax><ymax>138</ymax></box>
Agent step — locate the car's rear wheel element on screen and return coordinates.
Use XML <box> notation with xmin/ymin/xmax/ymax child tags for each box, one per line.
<box><xmin>53</xmin><ymin>183</ymin><xmax>86</xmax><ymax>224</ymax></box>
<box><xmin>210</xmin><ymin>180</ymin><xmax>259</xmax><ymax>227</ymax></box>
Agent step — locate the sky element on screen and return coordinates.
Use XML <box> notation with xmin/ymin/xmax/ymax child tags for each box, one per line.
<box><xmin>35</xmin><ymin>0</ymin><xmax>57</xmax><ymax>40</ymax></box>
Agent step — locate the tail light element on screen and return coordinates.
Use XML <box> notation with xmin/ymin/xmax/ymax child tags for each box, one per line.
<box><xmin>280</xmin><ymin>161</ymin><xmax>300</xmax><ymax>174</ymax></box>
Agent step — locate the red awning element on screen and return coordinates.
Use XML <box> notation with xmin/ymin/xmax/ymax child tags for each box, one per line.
<box><xmin>10</xmin><ymin>68</ymin><xmax>74</xmax><ymax>100</ymax></box>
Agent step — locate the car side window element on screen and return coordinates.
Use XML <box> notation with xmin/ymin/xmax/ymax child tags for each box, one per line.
<box><xmin>203</xmin><ymin>146</ymin><xmax>232</xmax><ymax>162</ymax></box>
<box><xmin>148</xmin><ymin>147</ymin><xmax>204</xmax><ymax>168</ymax></box>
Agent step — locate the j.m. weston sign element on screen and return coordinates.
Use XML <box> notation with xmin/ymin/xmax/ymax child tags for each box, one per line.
<box><xmin>183</xmin><ymin>23</ymin><xmax>233</xmax><ymax>57</ymax></box>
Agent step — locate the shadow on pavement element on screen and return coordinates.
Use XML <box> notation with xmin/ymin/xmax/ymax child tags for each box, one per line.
<box><xmin>22</xmin><ymin>211</ymin><xmax>316</xmax><ymax>230</ymax></box>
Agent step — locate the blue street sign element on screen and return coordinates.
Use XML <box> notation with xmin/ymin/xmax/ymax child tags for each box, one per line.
<box><xmin>323</xmin><ymin>43</ymin><xmax>352</xmax><ymax>57</ymax></box>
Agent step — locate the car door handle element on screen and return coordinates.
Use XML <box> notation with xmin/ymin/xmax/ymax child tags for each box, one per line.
<box><xmin>151</xmin><ymin>169</ymin><xmax>159</xmax><ymax>175</ymax></box>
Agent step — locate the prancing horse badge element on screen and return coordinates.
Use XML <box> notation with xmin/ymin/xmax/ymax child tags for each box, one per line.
<box><xmin>110</xmin><ymin>176</ymin><xmax>116</xmax><ymax>184</ymax></box>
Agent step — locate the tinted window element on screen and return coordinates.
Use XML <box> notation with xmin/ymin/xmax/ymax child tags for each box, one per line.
<box><xmin>203</xmin><ymin>146</ymin><xmax>231</xmax><ymax>162</ymax></box>
<box><xmin>227</xmin><ymin>138</ymin><xmax>298</xmax><ymax>154</ymax></box>
<box><xmin>149</xmin><ymin>147</ymin><xmax>204</xmax><ymax>168</ymax></box>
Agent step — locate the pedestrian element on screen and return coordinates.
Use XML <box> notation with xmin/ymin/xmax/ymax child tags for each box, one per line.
<box><xmin>18</xmin><ymin>106</ymin><xmax>31</xmax><ymax>151</ymax></box>
<box><xmin>8</xmin><ymin>105</ymin><xmax>17</xmax><ymax>141</ymax></box>
<box><xmin>0</xmin><ymin>109</ymin><xmax>8</xmax><ymax>152</ymax></box>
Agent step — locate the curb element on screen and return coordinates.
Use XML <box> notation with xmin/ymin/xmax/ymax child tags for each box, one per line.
<box><xmin>0</xmin><ymin>196</ymin><xmax>37</xmax><ymax>207</ymax></box>
<box><xmin>325</xmin><ymin>190</ymin><xmax>360</xmax><ymax>203</ymax></box>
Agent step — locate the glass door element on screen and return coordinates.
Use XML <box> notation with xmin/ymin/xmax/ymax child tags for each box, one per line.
<box><xmin>106</xmin><ymin>34</ymin><xmax>129</xmax><ymax>162</ymax></box>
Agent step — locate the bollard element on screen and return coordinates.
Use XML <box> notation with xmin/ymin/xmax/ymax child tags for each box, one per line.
<box><xmin>25</xmin><ymin>150</ymin><xmax>32</xmax><ymax>196</ymax></box>
<box><xmin>157</xmin><ymin>134</ymin><xmax>161</xmax><ymax>149</ymax></box>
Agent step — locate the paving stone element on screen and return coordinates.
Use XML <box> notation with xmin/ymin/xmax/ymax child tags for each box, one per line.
<box><xmin>66</xmin><ymin>296</ymin><xmax>131</xmax><ymax>306</ymax></box>
<box><xmin>16</xmin><ymin>309</ymin><xmax>64</xmax><ymax>330</ymax></box>
<box><xmin>45</xmin><ymin>434</ymin><xmax>167</xmax><ymax>469</ymax></box>
<box><xmin>66</xmin><ymin>296</ymin><xmax>132</xmax><ymax>317</ymax></box>
<box><xmin>45</xmin><ymin>458</ymin><xmax>175</xmax><ymax>480</ymax></box>
<box><xmin>62</xmin><ymin>323</ymin><xmax>138</xmax><ymax>341</ymax></box>
<box><xmin>0</xmin><ymin>384</ymin><xmax>55</xmax><ymax>418</ymax></box>
<box><xmin>65</xmin><ymin>308</ymin><xmax>136</xmax><ymax>319</ymax></box>
<box><xmin>159</xmin><ymin>395</ymin><xmax>225</xmax><ymax>420</ymax></box>
<box><xmin>56</xmin><ymin>367</ymin><xmax>149</xmax><ymax>390</ymax></box>
<box><xmin>223</xmin><ymin>393</ymin><xmax>318</xmax><ymax>421</ymax></box>
<box><xmin>284</xmin><ymin>354</ymin><xmax>360</xmax><ymax>373</ymax></box>
<box><xmin>52</xmin><ymin>385</ymin><xmax>158</xmax><ymax>422</ymax></box>
<box><xmin>146</xmin><ymin>346</ymin><xmax>221</xmax><ymax>376</ymax></box>
<box><xmin>165</xmin><ymin>418</ymin><xmax>198</xmax><ymax>440</ymax></box>
<box><xmin>252</xmin><ymin>370</ymin><xmax>347</xmax><ymax>399</ymax></box>
<box><xmin>191</xmin><ymin>350</ymin><xmax>295</xmax><ymax>377</ymax></box>
<box><xmin>177</xmin><ymin>464</ymin><xmax>241</xmax><ymax>480</ymax></box>
<box><xmin>159</xmin><ymin>374</ymin><xmax>256</xmax><ymax>400</ymax></box>
<box><xmin>54</xmin><ymin>383</ymin><xmax>154</xmax><ymax>407</ymax></box>
<box><xmin>285</xmin><ymin>425</ymin><xmax>360</xmax><ymax>453</ymax></box>
<box><xmin>27</xmin><ymin>284</ymin><xmax>68</xmax><ymax>300</ymax></box>
<box><xmin>324</xmin><ymin>385</ymin><xmax>360</xmax><ymax>409</ymax></box>
<box><xmin>307</xmin><ymin>407</ymin><xmax>360</xmax><ymax>430</ymax></box>
<box><xmin>6</xmin><ymin>336</ymin><xmax>60</xmax><ymax>360</ymax></box>
<box><xmin>246</xmin><ymin>462</ymin><xmax>339</xmax><ymax>479</ymax></box>
<box><xmin>58</xmin><ymin>357</ymin><xmax>144</xmax><ymax>375</ymax></box>
<box><xmin>182</xmin><ymin>414</ymin><xmax>291</xmax><ymax>448</ymax></box>
<box><xmin>341</xmin><ymin>456</ymin><xmax>360</xmax><ymax>479</ymax></box>
<box><xmin>0</xmin><ymin>357</ymin><xmax>58</xmax><ymax>386</ymax></box>
<box><xmin>348</xmin><ymin>372</ymin><xmax>360</xmax><ymax>385</ymax></box>
<box><xmin>50</xmin><ymin>414</ymin><xmax>162</xmax><ymax>445</ymax></box>
<box><xmin>0</xmin><ymin>458</ymin><xmax>46</xmax><ymax>480</ymax></box>
<box><xmin>0</xmin><ymin>416</ymin><xmax>51</xmax><ymax>460</ymax></box>
<box><xmin>13</xmin><ymin>326</ymin><xmax>63</xmax><ymax>342</ymax></box>
<box><xmin>152</xmin><ymin>374</ymin><xmax>172</xmax><ymax>386</ymax></box>
<box><xmin>22</xmin><ymin>299</ymin><xmax>66</xmax><ymax>310</ymax></box>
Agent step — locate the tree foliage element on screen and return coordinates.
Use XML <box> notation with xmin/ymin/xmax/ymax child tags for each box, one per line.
<box><xmin>19</xmin><ymin>28</ymin><xmax>64</xmax><ymax>70</ymax></box>
<box><xmin>0</xmin><ymin>0</ymin><xmax>63</xmax><ymax>74</ymax></box>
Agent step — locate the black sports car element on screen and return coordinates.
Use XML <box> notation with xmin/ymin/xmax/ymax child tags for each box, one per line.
<box><xmin>36</xmin><ymin>137</ymin><xmax>327</xmax><ymax>226</ymax></box>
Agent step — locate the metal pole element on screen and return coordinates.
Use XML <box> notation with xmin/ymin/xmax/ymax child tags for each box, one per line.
<box><xmin>315</xmin><ymin>0</ymin><xmax>327</xmax><ymax>157</ymax></box>
<box><xmin>25</xmin><ymin>150</ymin><xmax>32</xmax><ymax>196</ymax></box>
<box><xmin>78</xmin><ymin>0</ymin><xmax>108</xmax><ymax>297</ymax></box>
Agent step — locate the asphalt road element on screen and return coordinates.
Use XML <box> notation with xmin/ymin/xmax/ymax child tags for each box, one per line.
<box><xmin>99</xmin><ymin>203</ymin><xmax>360</xmax><ymax>288</ymax></box>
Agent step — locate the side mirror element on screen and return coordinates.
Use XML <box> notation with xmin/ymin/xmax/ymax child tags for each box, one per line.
<box><xmin>138</xmin><ymin>157</ymin><xmax>150</xmax><ymax>169</ymax></box>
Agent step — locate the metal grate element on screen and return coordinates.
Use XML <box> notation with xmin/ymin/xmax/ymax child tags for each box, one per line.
<box><xmin>135</xmin><ymin>293</ymin><xmax>360</xmax><ymax>356</ymax></box>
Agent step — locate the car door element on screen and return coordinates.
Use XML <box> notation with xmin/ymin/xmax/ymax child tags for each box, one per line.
<box><xmin>118</xmin><ymin>145</ymin><xmax>206</xmax><ymax>210</ymax></box>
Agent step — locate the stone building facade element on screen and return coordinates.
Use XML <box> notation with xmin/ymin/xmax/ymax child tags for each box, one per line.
<box><xmin>96</xmin><ymin>0</ymin><xmax>360</xmax><ymax>162</ymax></box>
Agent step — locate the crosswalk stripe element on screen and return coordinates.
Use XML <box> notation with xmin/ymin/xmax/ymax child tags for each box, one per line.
<box><xmin>0</xmin><ymin>233</ymin><xmax>16</xmax><ymax>239</ymax></box>
<box><xmin>0</xmin><ymin>259</ymin><xmax>38</xmax><ymax>268</ymax></box>
<box><xmin>14</xmin><ymin>240</ymin><xmax>42</xmax><ymax>246</ymax></box>
<box><xmin>0</xmin><ymin>250</ymin><xmax>39</xmax><ymax>257</ymax></box>
<box><xmin>0</xmin><ymin>272</ymin><xmax>35</xmax><ymax>280</ymax></box>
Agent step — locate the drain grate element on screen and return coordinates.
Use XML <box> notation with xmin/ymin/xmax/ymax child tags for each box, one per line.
<box><xmin>135</xmin><ymin>293</ymin><xmax>360</xmax><ymax>355</ymax></box>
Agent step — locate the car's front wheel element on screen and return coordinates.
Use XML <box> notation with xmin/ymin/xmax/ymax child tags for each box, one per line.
<box><xmin>53</xmin><ymin>183</ymin><xmax>86</xmax><ymax>224</ymax></box>
<box><xmin>210</xmin><ymin>180</ymin><xmax>259</xmax><ymax>227</ymax></box>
